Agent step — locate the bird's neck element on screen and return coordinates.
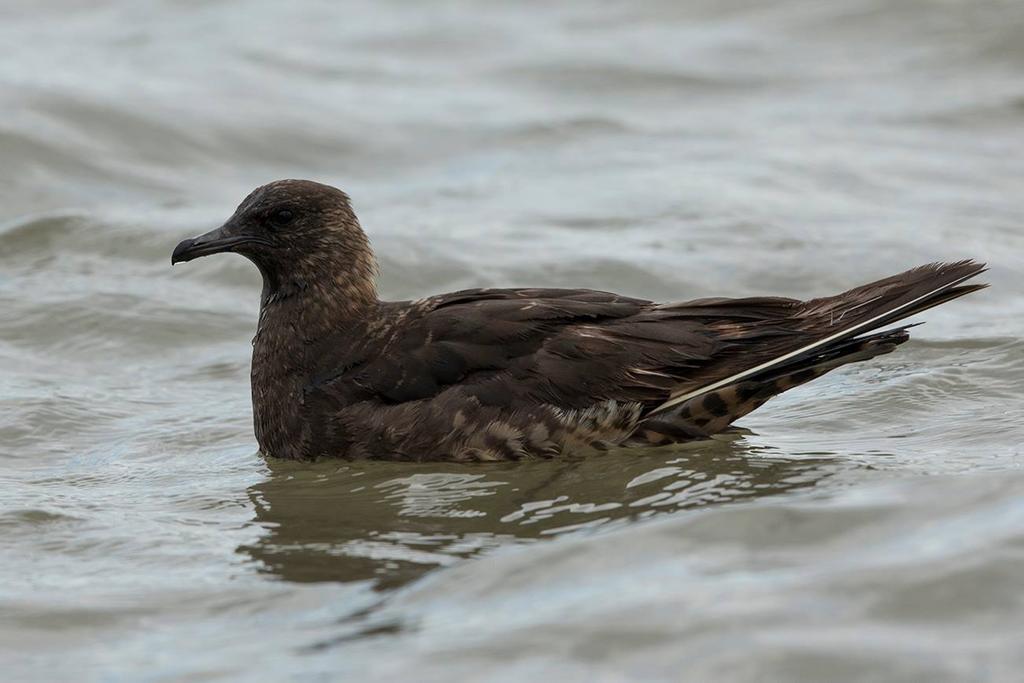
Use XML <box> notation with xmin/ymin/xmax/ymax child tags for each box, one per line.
<box><xmin>250</xmin><ymin>275</ymin><xmax>378</xmax><ymax>459</ymax></box>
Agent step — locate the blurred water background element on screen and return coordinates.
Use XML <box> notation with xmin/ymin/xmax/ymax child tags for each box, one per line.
<box><xmin>1</xmin><ymin>0</ymin><xmax>1023</xmax><ymax>681</ymax></box>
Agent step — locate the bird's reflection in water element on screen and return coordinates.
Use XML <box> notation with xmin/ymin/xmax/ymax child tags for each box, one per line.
<box><xmin>239</xmin><ymin>434</ymin><xmax>839</xmax><ymax>589</ymax></box>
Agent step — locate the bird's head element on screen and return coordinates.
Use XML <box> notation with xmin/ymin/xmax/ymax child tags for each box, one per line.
<box><xmin>172</xmin><ymin>179</ymin><xmax>378</xmax><ymax>306</ymax></box>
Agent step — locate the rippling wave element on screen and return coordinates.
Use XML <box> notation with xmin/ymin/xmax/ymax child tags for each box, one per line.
<box><xmin>2</xmin><ymin>0</ymin><xmax>1023</xmax><ymax>681</ymax></box>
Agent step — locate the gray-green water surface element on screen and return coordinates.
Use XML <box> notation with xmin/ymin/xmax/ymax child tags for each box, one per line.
<box><xmin>2</xmin><ymin>1</ymin><xmax>1023</xmax><ymax>681</ymax></box>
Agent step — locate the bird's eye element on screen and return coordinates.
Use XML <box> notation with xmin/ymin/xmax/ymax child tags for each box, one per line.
<box><xmin>269</xmin><ymin>208</ymin><xmax>295</xmax><ymax>226</ymax></box>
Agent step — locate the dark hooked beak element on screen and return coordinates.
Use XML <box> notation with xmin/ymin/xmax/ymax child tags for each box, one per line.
<box><xmin>171</xmin><ymin>223</ymin><xmax>264</xmax><ymax>264</ymax></box>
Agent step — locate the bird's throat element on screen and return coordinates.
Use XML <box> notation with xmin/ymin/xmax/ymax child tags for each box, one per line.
<box><xmin>249</xmin><ymin>279</ymin><xmax>377</xmax><ymax>460</ymax></box>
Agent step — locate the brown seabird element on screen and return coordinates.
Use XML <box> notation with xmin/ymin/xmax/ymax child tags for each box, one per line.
<box><xmin>171</xmin><ymin>179</ymin><xmax>987</xmax><ymax>461</ymax></box>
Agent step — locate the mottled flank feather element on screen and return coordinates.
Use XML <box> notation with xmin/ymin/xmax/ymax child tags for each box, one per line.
<box><xmin>172</xmin><ymin>180</ymin><xmax>988</xmax><ymax>461</ymax></box>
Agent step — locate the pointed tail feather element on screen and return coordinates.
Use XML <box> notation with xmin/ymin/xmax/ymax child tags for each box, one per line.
<box><xmin>649</xmin><ymin>260</ymin><xmax>987</xmax><ymax>416</ymax></box>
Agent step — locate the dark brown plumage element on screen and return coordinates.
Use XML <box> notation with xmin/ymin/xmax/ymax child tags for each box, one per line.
<box><xmin>171</xmin><ymin>179</ymin><xmax>987</xmax><ymax>461</ymax></box>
